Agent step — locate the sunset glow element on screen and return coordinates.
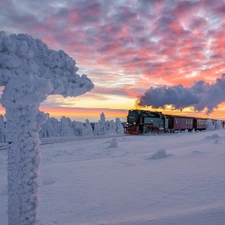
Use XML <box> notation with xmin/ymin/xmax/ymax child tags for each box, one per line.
<box><xmin>1</xmin><ymin>0</ymin><xmax>225</xmax><ymax>121</ymax></box>
<box><xmin>39</xmin><ymin>106</ymin><xmax>128</xmax><ymax>122</ymax></box>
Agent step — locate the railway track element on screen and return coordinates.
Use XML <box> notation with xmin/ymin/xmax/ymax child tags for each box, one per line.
<box><xmin>0</xmin><ymin>134</ymin><xmax>123</xmax><ymax>150</ymax></box>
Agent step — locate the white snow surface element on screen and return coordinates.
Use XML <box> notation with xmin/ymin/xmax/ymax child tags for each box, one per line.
<box><xmin>0</xmin><ymin>129</ymin><xmax>225</xmax><ymax>225</ymax></box>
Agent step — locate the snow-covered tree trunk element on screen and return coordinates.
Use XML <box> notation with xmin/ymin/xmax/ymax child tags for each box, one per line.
<box><xmin>1</xmin><ymin>73</ymin><xmax>50</xmax><ymax>225</ymax></box>
<box><xmin>4</xmin><ymin>103</ymin><xmax>47</xmax><ymax>225</ymax></box>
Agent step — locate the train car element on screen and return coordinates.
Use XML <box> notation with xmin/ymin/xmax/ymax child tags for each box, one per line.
<box><xmin>166</xmin><ymin>115</ymin><xmax>194</xmax><ymax>132</ymax></box>
<box><xmin>124</xmin><ymin>110</ymin><xmax>168</xmax><ymax>134</ymax></box>
<box><xmin>193</xmin><ymin>118</ymin><xmax>207</xmax><ymax>131</ymax></box>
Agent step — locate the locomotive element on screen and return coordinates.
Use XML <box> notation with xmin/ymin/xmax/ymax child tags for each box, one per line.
<box><xmin>124</xmin><ymin>109</ymin><xmax>223</xmax><ymax>135</ymax></box>
<box><xmin>125</xmin><ymin>110</ymin><xmax>167</xmax><ymax>135</ymax></box>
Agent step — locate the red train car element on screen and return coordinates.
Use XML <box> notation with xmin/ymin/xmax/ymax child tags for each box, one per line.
<box><xmin>166</xmin><ymin>115</ymin><xmax>194</xmax><ymax>132</ymax></box>
<box><xmin>193</xmin><ymin>118</ymin><xmax>207</xmax><ymax>131</ymax></box>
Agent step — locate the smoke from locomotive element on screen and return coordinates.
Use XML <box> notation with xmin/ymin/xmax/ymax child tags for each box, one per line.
<box><xmin>138</xmin><ymin>74</ymin><xmax>225</xmax><ymax>113</ymax></box>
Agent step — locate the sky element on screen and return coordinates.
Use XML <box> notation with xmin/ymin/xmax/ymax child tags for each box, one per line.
<box><xmin>1</xmin><ymin>0</ymin><xmax>225</xmax><ymax>121</ymax></box>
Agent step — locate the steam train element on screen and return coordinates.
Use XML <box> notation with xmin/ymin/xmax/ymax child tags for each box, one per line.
<box><xmin>124</xmin><ymin>109</ymin><xmax>224</xmax><ymax>135</ymax></box>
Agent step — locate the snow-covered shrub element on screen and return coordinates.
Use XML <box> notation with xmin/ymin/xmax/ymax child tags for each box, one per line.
<box><xmin>215</xmin><ymin>120</ymin><xmax>223</xmax><ymax>129</ymax></box>
<box><xmin>204</xmin><ymin>133</ymin><xmax>220</xmax><ymax>140</ymax></box>
<box><xmin>206</xmin><ymin>119</ymin><xmax>215</xmax><ymax>130</ymax></box>
<box><xmin>107</xmin><ymin>138</ymin><xmax>118</xmax><ymax>148</ymax></box>
<box><xmin>150</xmin><ymin>149</ymin><xmax>168</xmax><ymax>160</ymax></box>
<box><xmin>209</xmin><ymin>133</ymin><xmax>219</xmax><ymax>139</ymax></box>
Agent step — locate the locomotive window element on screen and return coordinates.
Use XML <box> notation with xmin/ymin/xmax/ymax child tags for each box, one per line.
<box><xmin>175</xmin><ymin>119</ymin><xmax>177</xmax><ymax>124</ymax></box>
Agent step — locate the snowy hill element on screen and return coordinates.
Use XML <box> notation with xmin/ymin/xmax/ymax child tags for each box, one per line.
<box><xmin>0</xmin><ymin>129</ymin><xmax>225</xmax><ymax>225</ymax></box>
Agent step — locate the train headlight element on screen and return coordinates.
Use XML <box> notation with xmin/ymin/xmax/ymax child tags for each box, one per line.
<box><xmin>133</xmin><ymin>122</ymin><xmax>136</xmax><ymax>125</ymax></box>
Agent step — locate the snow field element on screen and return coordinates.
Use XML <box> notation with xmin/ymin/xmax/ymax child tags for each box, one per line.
<box><xmin>0</xmin><ymin>129</ymin><xmax>225</xmax><ymax>224</ymax></box>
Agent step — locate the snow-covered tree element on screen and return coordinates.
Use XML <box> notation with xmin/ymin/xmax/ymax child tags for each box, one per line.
<box><xmin>40</xmin><ymin>116</ymin><xmax>60</xmax><ymax>138</ymax></box>
<box><xmin>115</xmin><ymin>118</ymin><xmax>124</xmax><ymax>135</ymax></box>
<box><xmin>0</xmin><ymin>31</ymin><xmax>93</xmax><ymax>225</ymax></box>
<box><xmin>39</xmin><ymin>113</ymin><xmax>124</xmax><ymax>138</ymax></box>
<box><xmin>84</xmin><ymin>119</ymin><xmax>94</xmax><ymax>136</ymax></box>
<box><xmin>215</xmin><ymin>120</ymin><xmax>223</xmax><ymax>129</ymax></box>
<box><xmin>59</xmin><ymin>116</ymin><xmax>74</xmax><ymax>137</ymax></box>
<box><xmin>72</xmin><ymin>120</ymin><xmax>86</xmax><ymax>136</ymax></box>
<box><xmin>93</xmin><ymin>113</ymin><xmax>124</xmax><ymax>136</ymax></box>
<box><xmin>206</xmin><ymin>119</ymin><xmax>215</xmax><ymax>130</ymax></box>
<box><xmin>93</xmin><ymin>121</ymin><xmax>101</xmax><ymax>136</ymax></box>
<box><xmin>99</xmin><ymin>112</ymin><xmax>106</xmax><ymax>135</ymax></box>
<box><xmin>108</xmin><ymin>120</ymin><xmax>117</xmax><ymax>133</ymax></box>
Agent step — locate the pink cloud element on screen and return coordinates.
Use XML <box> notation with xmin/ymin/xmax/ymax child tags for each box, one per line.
<box><xmin>1</xmin><ymin>0</ymin><xmax>225</xmax><ymax>115</ymax></box>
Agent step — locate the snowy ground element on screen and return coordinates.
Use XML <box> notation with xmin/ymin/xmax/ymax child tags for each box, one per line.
<box><xmin>0</xmin><ymin>129</ymin><xmax>225</xmax><ymax>225</ymax></box>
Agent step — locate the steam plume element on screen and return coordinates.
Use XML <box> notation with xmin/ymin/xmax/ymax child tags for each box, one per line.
<box><xmin>138</xmin><ymin>74</ymin><xmax>225</xmax><ymax>113</ymax></box>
